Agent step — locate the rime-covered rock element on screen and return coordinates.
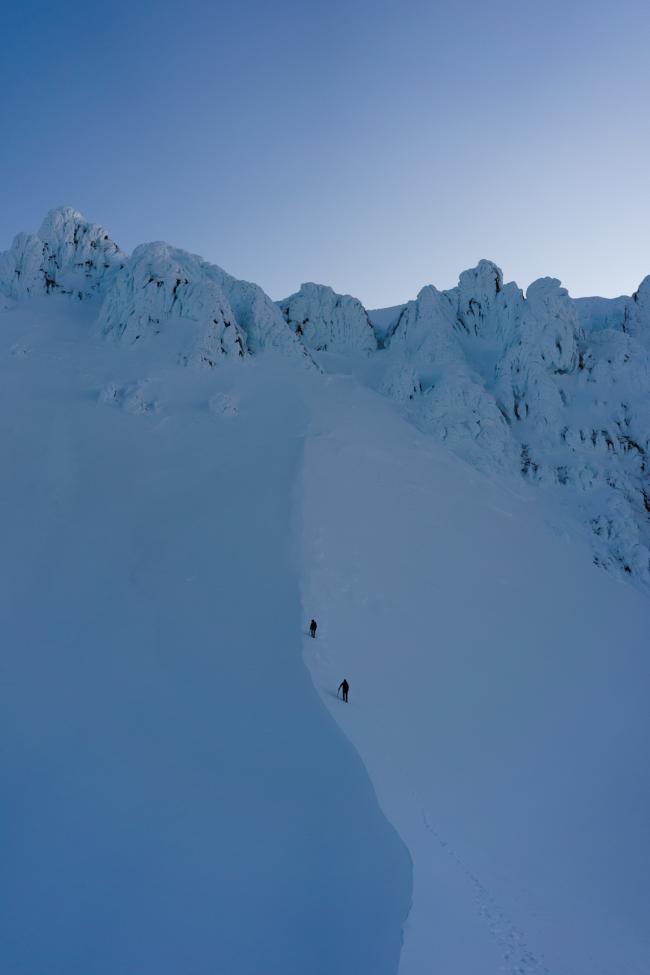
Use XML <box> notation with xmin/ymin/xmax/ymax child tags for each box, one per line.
<box><xmin>385</xmin><ymin>278</ymin><xmax>515</xmax><ymax>469</ymax></box>
<box><xmin>0</xmin><ymin>207</ymin><xmax>125</xmax><ymax>300</ymax></box>
<box><xmin>3</xmin><ymin>206</ymin><xmax>650</xmax><ymax>588</ymax></box>
<box><xmin>380</xmin><ymin>261</ymin><xmax>650</xmax><ymax>585</ymax></box>
<box><xmin>456</xmin><ymin>260</ymin><xmax>524</xmax><ymax>344</ymax></box>
<box><xmin>98</xmin><ymin>243</ymin><xmax>248</xmax><ymax>367</ymax></box>
<box><xmin>494</xmin><ymin>277</ymin><xmax>582</xmax><ymax>434</ymax></box>
<box><xmin>0</xmin><ymin>208</ymin><xmax>307</xmax><ymax>368</ymax></box>
<box><xmin>98</xmin><ymin>242</ymin><xmax>308</xmax><ymax>367</ymax></box>
<box><xmin>278</xmin><ymin>283</ymin><xmax>377</xmax><ymax>353</ymax></box>
<box><xmin>212</xmin><ymin>267</ymin><xmax>306</xmax><ymax>357</ymax></box>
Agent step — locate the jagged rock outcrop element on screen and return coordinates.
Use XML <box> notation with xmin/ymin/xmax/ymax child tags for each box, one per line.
<box><xmin>383</xmin><ymin>262</ymin><xmax>525</xmax><ymax>465</ymax></box>
<box><xmin>278</xmin><ymin>283</ymin><xmax>377</xmax><ymax>353</ymax></box>
<box><xmin>0</xmin><ymin>208</ymin><xmax>308</xmax><ymax>368</ymax></box>
<box><xmin>381</xmin><ymin>261</ymin><xmax>650</xmax><ymax>586</ymax></box>
<box><xmin>2</xmin><ymin>207</ymin><xmax>650</xmax><ymax>588</ymax></box>
<box><xmin>494</xmin><ymin>277</ymin><xmax>582</xmax><ymax>432</ymax></box>
<box><xmin>98</xmin><ymin>242</ymin><xmax>309</xmax><ymax>367</ymax></box>
<box><xmin>0</xmin><ymin>207</ymin><xmax>125</xmax><ymax>300</ymax></box>
<box><xmin>98</xmin><ymin>243</ymin><xmax>249</xmax><ymax>367</ymax></box>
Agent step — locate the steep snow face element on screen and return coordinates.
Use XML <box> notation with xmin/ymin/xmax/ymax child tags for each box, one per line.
<box><xmin>380</xmin><ymin>263</ymin><xmax>650</xmax><ymax>587</ymax></box>
<box><xmin>0</xmin><ymin>207</ymin><xmax>125</xmax><ymax>301</ymax></box>
<box><xmin>0</xmin><ymin>301</ymin><xmax>410</xmax><ymax>975</ymax></box>
<box><xmin>299</xmin><ymin>373</ymin><xmax>650</xmax><ymax>975</ymax></box>
<box><xmin>278</xmin><ymin>283</ymin><xmax>377</xmax><ymax>353</ymax></box>
<box><xmin>99</xmin><ymin>243</ymin><xmax>307</xmax><ymax>366</ymax></box>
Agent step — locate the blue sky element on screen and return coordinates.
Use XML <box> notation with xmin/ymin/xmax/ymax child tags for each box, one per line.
<box><xmin>1</xmin><ymin>0</ymin><xmax>649</xmax><ymax>307</ymax></box>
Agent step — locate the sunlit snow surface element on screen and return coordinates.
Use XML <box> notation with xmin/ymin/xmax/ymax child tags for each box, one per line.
<box><xmin>1</xmin><ymin>295</ymin><xmax>650</xmax><ymax>975</ymax></box>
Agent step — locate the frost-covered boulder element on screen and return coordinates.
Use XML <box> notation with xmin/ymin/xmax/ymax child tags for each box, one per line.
<box><xmin>98</xmin><ymin>242</ymin><xmax>307</xmax><ymax>367</ymax></box>
<box><xmin>0</xmin><ymin>207</ymin><xmax>125</xmax><ymax>301</ymax></box>
<box><xmin>278</xmin><ymin>283</ymin><xmax>377</xmax><ymax>353</ymax></box>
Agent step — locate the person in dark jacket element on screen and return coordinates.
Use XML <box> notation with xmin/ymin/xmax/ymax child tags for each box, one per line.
<box><xmin>338</xmin><ymin>679</ymin><xmax>349</xmax><ymax>703</ymax></box>
<box><xmin>309</xmin><ymin>619</ymin><xmax>317</xmax><ymax>639</ymax></box>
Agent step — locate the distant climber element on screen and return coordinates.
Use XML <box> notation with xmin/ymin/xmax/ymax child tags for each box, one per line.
<box><xmin>309</xmin><ymin>619</ymin><xmax>317</xmax><ymax>639</ymax></box>
<box><xmin>338</xmin><ymin>679</ymin><xmax>349</xmax><ymax>703</ymax></box>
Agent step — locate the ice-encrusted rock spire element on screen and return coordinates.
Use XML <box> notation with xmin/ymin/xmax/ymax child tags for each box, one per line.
<box><xmin>0</xmin><ymin>206</ymin><xmax>125</xmax><ymax>300</ymax></box>
<box><xmin>455</xmin><ymin>259</ymin><xmax>524</xmax><ymax>342</ymax></box>
<box><xmin>278</xmin><ymin>282</ymin><xmax>377</xmax><ymax>353</ymax></box>
<box><xmin>494</xmin><ymin>277</ymin><xmax>582</xmax><ymax>430</ymax></box>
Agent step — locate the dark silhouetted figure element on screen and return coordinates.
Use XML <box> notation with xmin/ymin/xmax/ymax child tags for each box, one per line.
<box><xmin>338</xmin><ymin>679</ymin><xmax>349</xmax><ymax>703</ymax></box>
<box><xmin>309</xmin><ymin>619</ymin><xmax>317</xmax><ymax>639</ymax></box>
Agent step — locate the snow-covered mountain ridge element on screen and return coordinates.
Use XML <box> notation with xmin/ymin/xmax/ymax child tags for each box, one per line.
<box><xmin>0</xmin><ymin>207</ymin><xmax>307</xmax><ymax>367</ymax></box>
<box><xmin>377</xmin><ymin>262</ymin><xmax>650</xmax><ymax>588</ymax></box>
<box><xmin>2</xmin><ymin>208</ymin><xmax>649</xmax><ymax>975</ymax></box>
<box><xmin>2</xmin><ymin>207</ymin><xmax>650</xmax><ymax>589</ymax></box>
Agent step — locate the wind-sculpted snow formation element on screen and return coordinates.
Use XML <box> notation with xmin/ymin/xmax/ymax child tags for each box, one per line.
<box><xmin>278</xmin><ymin>282</ymin><xmax>377</xmax><ymax>353</ymax></box>
<box><xmin>2</xmin><ymin>208</ymin><xmax>650</xmax><ymax>587</ymax></box>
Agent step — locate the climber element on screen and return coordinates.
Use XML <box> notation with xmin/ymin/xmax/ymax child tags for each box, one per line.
<box><xmin>309</xmin><ymin>619</ymin><xmax>317</xmax><ymax>639</ymax></box>
<box><xmin>338</xmin><ymin>679</ymin><xmax>349</xmax><ymax>703</ymax></box>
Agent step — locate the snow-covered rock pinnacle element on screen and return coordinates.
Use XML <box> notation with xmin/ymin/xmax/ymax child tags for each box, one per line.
<box><xmin>278</xmin><ymin>283</ymin><xmax>377</xmax><ymax>353</ymax></box>
<box><xmin>0</xmin><ymin>207</ymin><xmax>125</xmax><ymax>301</ymax></box>
<box><xmin>99</xmin><ymin>242</ymin><xmax>308</xmax><ymax>366</ymax></box>
<box><xmin>98</xmin><ymin>243</ymin><xmax>248</xmax><ymax>366</ymax></box>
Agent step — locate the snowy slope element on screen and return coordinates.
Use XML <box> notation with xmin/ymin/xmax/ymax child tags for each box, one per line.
<box><xmin>0</xmin><ymin>297</ymin><xmax>409</xmax><ymax>975</ymax></box>
<box><xmin>2</xmin><ymin>209</ymin><xmax>650</xmax><ymax>974</ymax></box>
<box><xmin>299</xmin><ymin>372</ymin><xmax>650</xmax><ymax>975</ymax></box>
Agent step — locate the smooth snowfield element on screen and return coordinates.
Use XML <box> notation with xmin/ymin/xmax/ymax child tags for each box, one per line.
<box><xmin>301</xmin><ymin>368</ymin><xmax>650</xmax><ymax>974</ymax></box>
<box><xmin>0</xmin><ymin>299</ymin><xmax>410</xmax><ymax>975</ymax></box>
<box><xmin>1</xmin><ymin>295</ymin><xmax>650</xmax><ymax>975</ymax></box>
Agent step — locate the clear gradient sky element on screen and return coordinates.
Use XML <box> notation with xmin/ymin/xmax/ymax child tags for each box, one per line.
<box><xmin>1</xmin><ymin>0</ymin><xmax>649</xmax><ymax>307</ymax></box>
